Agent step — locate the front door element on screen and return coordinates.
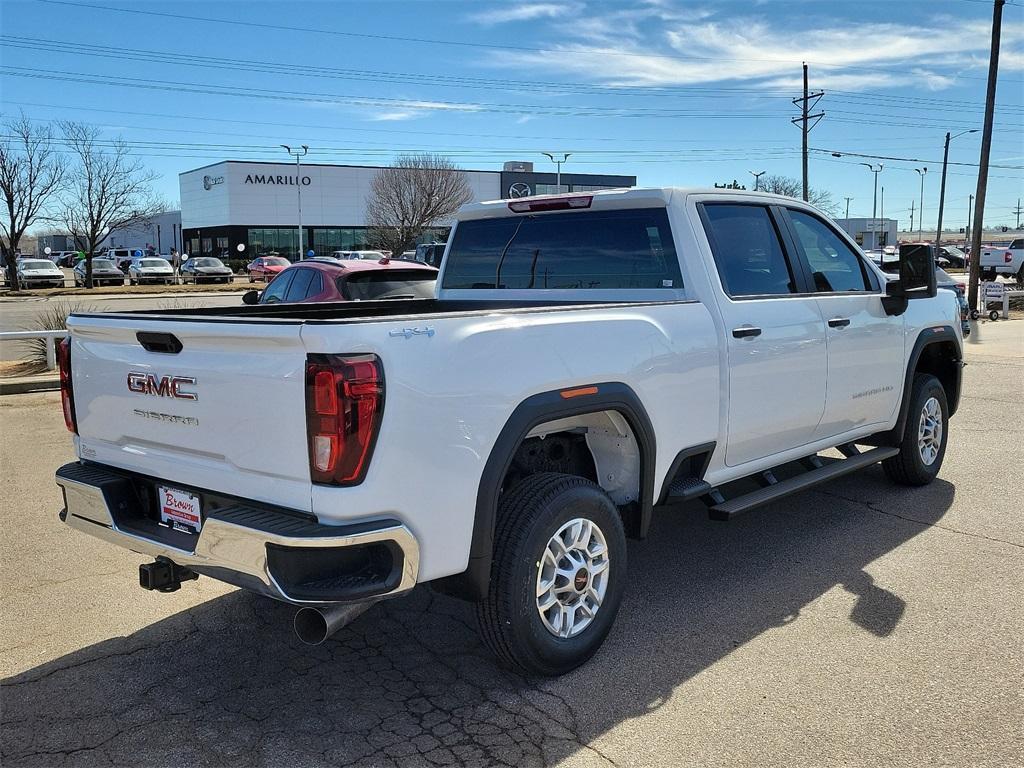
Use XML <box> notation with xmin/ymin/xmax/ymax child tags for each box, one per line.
<box><xmin>700</xmin><ymin>203</ymin><xmax>828</xmax><ymax>467</ymax></box>
<box><xmin>781</xmin><ymin>208</ymin><xmax>905</xmax><ymax>437</ymax></box>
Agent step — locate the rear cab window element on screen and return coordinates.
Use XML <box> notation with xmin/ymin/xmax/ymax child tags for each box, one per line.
<box><xmin>700</xmin><ymin>204</ymin><xmax>797</xmax><ymax>297</ymax></box>
<box><xmin>441</xmin><ymin>207</ymin><xmax>683</xmax><ymax>293</ymax></box>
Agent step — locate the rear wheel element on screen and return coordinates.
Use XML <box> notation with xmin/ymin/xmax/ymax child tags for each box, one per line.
<box><xmin>883</xmin><ymin>374</ymin><xmax>948</xmax><ymax>486</ymax></box>
<box><xmin>476</xmin><ymin>472</ymin><xmax>627</xmax><ymax>676</ymax></box>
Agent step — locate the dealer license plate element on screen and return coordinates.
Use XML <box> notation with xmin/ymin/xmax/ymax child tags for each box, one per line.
<box><xmin>158</xmin><ymin>486</ymin><xmax>202</xmax><ymax>535</ymax></box>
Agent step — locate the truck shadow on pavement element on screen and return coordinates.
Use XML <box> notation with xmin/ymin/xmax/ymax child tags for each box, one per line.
<box><xmin>2</xmin><ymin>468</ymin><xmax>954</xmax><ymax>768</ymax></box>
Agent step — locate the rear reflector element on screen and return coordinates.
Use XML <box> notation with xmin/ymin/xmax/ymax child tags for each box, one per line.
<box><xmin>305</xmin><ymin>354</ymin><xmax>384</xmax><ymax>486</ymax></box>
<box><xmin>58</xmin><ymin>336</ymin><xmax>77</xmax><ymax>434</ymax></box>
<box><xmin>507</xmin><ymin>196</ymin><xmax>592</xmax><ymax>213</ymax></box>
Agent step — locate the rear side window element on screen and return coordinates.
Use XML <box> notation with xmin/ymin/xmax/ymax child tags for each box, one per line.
<box><xmin>441</xmin><ymin>208</ymin><xmax>682</xmax><ymax>290</ymax></box>
<box><xmin>787</xmin><ymin>210</ymin><xmax>871</xmax><ymax>292</ymax></box>
<box><xmin>701</xmin><ymin>204</ymin><xmax>796</xmax><ymax>297</ymax></box>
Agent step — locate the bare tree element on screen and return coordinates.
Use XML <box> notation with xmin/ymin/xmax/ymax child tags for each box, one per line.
<box><xmin>58</xmin><ymin>122</ymin><xmax>164</xmax><ymax>288</ymax></box>
<box><xmin>365</xmin><ymin>154</ymin><xmax>472</xmax><ymax>257</ymax></box>
<box><xmin>0</xmin><ymin>114</ymin><xmax>66</xmax><ymax>291</ymax></box>
<box><xmin>758</xmin><ymin>175</ymin><xmax>838</xmax><ymax>215</ymax></box>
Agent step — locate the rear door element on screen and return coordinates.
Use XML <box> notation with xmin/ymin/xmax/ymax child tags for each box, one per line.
<box><xmin>67</xmin><ymin>314</ymin><xmax>313</xmax><ymax>511</ymax></box>
<box><xmin>699</xmin><ymin>203</ymin><xmax>827</xmax><ymax>466</ymax></box>
<box><xmin>780</xmin><ymin>207</ymin><xmax>904</xmax><ymax>437</ymax></box>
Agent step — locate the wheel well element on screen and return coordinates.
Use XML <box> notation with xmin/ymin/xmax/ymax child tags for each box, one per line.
<box><xmin>503</xmin><ymin>410</ymin><xmax>643</xmax><ymax>513</ymax></box>
<box><xmin>915</xmin><ymin>340</ymin><xmax>961</xmax><ymax>416</ymax></box>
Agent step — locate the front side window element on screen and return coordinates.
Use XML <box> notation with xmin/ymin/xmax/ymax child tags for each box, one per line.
<box><xmin>283</xmin><ymin>268</ymin><xmax>316</xmax><ymax>302</ymax></box>
<box><xmin>701</xmin><ymin>204</ymin><xmax>796</xmax><ymax>297</ymax></box>
<box><xmin>441</xmin><ymin>207</ymin><xmax>682</xmax><ymax>291</ymax></box>
<box><xmin>787</xmin><ymin>210</ymin><xmax>871</xmax><ymax>292</ymax></box>
<box><xmin>260</xmin><ymin>271</ymin><xmax>294</xmax><ymax>303</ymax></box>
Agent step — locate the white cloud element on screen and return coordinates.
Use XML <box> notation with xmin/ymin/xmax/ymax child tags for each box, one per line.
<box><xmin>366</xmin><ymin>100</ymin><xmax>482</xmax><ymax>122</ymax></box>
<box><xmin>469</xmin><ymin>3</ymin><xmax>583</xmax><ymax>26</ymax></box>
<box><xmin>484</xmin><ymin>10</ymin><xmax>1024</xmax><ymax>93</ymax></box>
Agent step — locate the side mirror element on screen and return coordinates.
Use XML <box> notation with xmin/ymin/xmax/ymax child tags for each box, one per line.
<box><xmin>242</xmin><ymin>290</ymin><xmax>260</xmax><ymax>305</ymax></box>
<box><xmin>898</xmin><ymin>244</ymin><xmax>937</xmax><ymax>298</ymax></box>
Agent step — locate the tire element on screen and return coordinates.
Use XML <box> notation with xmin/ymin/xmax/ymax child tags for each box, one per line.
<box><xmin>248</xmin><ymin>273</ymin><xmax>255</xmax><ymax>283</ymax></box>
<box><xmin>475</xmin><ymin>472</ymin><xmax>627</xmax><ymax>677</ymax></box>
<box><xmin>970</xmin><ymin>308</ymin><xmax>980</xmax><ymax>320</ymax></box>
<box><xmin>989</xmin><ymin>309</ymin><xmax>1000</xmax><ymax>321</ymax></box>
<box><xmin>883</xmin><ymin>373</ymin><xmax>948</xmax><ymax>486</ymax></box>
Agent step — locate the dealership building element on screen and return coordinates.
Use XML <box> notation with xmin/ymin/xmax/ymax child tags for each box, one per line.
<box><xmin>179</xmin><ymin>160</ymin><xmax>635</xmax><ymax>259</ymax></box>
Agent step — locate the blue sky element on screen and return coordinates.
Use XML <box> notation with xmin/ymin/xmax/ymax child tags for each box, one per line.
<box><xmin>2</xmin><ymin>0</ymin><xmax>1023</xmax><ymax>229</ymax></box>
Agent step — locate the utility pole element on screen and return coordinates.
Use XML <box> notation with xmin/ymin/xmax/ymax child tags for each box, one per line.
<box><xmin>910</xmin><ymin>200</ymin><xmax>915</xmax><ymax>235</ymax></box>
<box><xmin>749</xmin><ymin>170</ymin><xmax>766</xmax><ymax>192</ymax></box>
<box><xmin>1014</xmin><ymin>198</ymin><xmax>1022</xmax><ymax>229</ymax></box>
<box><xmin>542</xmin><ymin>152</ymin><xmax>571</xmax><ymax>191</ymax></box>
<box><xmin>880</xmin><ymin>186</ymin><xmax>885</xmax><ymax>246</ymax></box>
<box><xmin>969</xmin><ymin>0</ymin><xmax>1004</xmax><ymax>312</ymax></box>
<box><xmin>914</xmin><ymin>167</ymin><xmax>927</xmax><ymax>241</ymax></box>
<box><xmin>845</xmin><ymin>197</ymin><xmax>853</xmax><ymax>219</ymax></box>
<box><xmin>791</xmin><ymin>62</ymin><xmax>824</xmax><ymax>202</ymax></box>
<box><xmin>936</xmin><ymin>129</ymin><xmax>979</xmax><ymax>252</ymax></box>
<box><xmin>281</xmin><ymin>144</ymin><xmax>309</xmax><ymax>259</ymax></box>
<box><xmin>966</xmin><ymin>194</ymin><xmax>974</xmax><ymax>248</ymax></box>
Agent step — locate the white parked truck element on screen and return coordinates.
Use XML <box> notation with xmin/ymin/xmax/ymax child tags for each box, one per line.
<box><xmin>55</xmin><ymin>189</ymin><xmax>963</xmax><ymax>675</ymax></box>
<box><xmin>980</xmin><ymin>238</ymin><xmax>1024</xmax><ymax>282</ymax></box>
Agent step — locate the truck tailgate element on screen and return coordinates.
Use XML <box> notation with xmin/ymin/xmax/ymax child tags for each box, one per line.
<box><xmin>67</xmin><ymin>314</ymin><xmax>313</xmax><ymax>511</ymax></box>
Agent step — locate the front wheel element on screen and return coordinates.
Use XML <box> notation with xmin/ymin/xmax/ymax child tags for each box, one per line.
<box><xmin>476</xmin><ymin>472</ymin><xmax>627</xmax><ymax>677</ymax></box>
<box><xmin>883</xmin><ymin>373</ymin><xmax>948</xmax><ymax>486</ymax></box>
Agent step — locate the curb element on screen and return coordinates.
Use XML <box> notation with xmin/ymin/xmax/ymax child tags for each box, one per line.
<box><xmin>0</xmin><ymin>378</ymin><xmax>60</xmax><ymax>395</ymax></box>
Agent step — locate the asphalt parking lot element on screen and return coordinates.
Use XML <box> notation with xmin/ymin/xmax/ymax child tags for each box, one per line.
<box><xmin>1</xmin><ymin>321</ymin><xmax>1021</xmax><ymax>768</ymax></box>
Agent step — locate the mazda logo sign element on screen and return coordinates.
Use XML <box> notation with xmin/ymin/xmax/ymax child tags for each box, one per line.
<box><xmin>202</xmin><ymin>174</ymin><xmax>224</xmax><ymax>191</ymax></box>
<box><xmin>508</xmin><ymin>182</ymin><xmax>532</xmax><ymax>198</ymax></box>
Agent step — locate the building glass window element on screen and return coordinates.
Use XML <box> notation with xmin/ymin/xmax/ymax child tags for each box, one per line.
<box><xmin>535</xmin><ymin>184</ymin><xmax>570</xmax><ymax>195</ymax></box>
<box><xmin>201</xmin><ymin>237</ymin><xmax>212</xmax><ymax>256</ymax></box>
<box><xmin>216</xmin><ymin>236</ymin><xmax>228</xmax><ymax>256</ymax></box>
<box><xmin>571</xmin><ymin>185</ymin><xmax>618</xmax><ymax>192</ymax></box>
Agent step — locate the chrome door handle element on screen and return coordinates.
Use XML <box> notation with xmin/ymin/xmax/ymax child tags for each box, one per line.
<box><xmin>827</xmin><ymin>317</ymin><xmax>851</xmax><ymax>328</ymax></box>
<box><xmin>732</xmin><ymin>326</ymin><xmax>762</xmax><ymax>339</ymax></box>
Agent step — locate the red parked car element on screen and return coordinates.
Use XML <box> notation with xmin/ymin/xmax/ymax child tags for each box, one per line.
<box><xmin>246</xmin><ymin>255</ymin><xmax>291</xmax><ymax>283</ymax></box>
<box><xmin>243</xmin><ymin>257</ymin><xmax>439</xmax><ymax>305</ymax></box>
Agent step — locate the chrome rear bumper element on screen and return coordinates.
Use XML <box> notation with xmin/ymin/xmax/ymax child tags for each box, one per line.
<box><xmin>56</xmin><ymin>461</ymin><xmax>419</xmax><ymax>605</ymax></box>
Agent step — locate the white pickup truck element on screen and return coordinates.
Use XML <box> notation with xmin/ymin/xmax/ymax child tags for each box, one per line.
<box><xmin>55</xmin><ymin>188</ymin><xmax>963</xmax><ymax>676</ymax></box>
<box><xmin>980</xmin><ymin>238</ymin><xmax>1024</xmax><ymax>282</ymax></box>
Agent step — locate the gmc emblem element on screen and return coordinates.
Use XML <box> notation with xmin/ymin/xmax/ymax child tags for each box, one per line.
<box><xmin>127</xmin><ymin>372</ymin><xmax>198</xmax><ymax>401</ymax></box>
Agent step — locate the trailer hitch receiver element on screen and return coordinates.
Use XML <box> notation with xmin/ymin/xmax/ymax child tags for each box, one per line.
<box><xmin>139</xmin><ymin>557</ymin><xmax>199</xmax><ymax>593</ymax></box>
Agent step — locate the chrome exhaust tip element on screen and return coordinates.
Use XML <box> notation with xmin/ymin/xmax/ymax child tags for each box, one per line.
<box><xmin>293</xmin><ymin>602</ymin><xmax>374</xmax><ymax>645</ymax></box>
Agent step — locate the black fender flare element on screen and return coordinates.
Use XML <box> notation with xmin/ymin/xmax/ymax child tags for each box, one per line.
<box><xmin>438</xmin><ymin>382</ymin><xmax>656</xmax><ymax>602</ymax></box>
<box><xmin>886</xmin><ymin>325</ymin><xmax>963</xmax><ymax>445</ymax></box>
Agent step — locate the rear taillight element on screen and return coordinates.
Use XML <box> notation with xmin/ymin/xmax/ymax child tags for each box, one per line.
<box><xmin>1005</xmin><ymin>251</ymin><xmax>1013</xmax><ymax>263</ymax></box>
<box><xmin>58</xmin><ymin>336</ymin><xmax>77</xmax><ymax>434</ymax></box>
<box><xmin>305</xmin><ymin>354</ymin><xmax>384</xmax><ymax>485</ymax></box>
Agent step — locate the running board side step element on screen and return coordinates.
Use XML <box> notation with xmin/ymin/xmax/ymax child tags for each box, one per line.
<box><xmin>708</xmin><ymin>446</ymin><xmax>899</xmax><ymax>521</ymax></box>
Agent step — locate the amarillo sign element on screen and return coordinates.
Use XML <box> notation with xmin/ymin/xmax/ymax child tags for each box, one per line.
<box><xmin>244</xmin><ymin>174</ymin><xmax>312</xmax><ymax>186</ymax></box>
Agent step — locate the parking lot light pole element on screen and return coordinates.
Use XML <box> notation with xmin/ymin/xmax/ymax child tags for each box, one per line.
<box><xmin>542</xmin><ymin>152</ymin><xmax>571</xmax><ymax>191</ymax></box>
<box><xmin>914</xmin><ymin>167</ymin><xmax>927</xmax><ymax>241</ymax></box>
<box><xmin>861</xmin><ymin>163</ymin><xmax>883</xmax><ymax>248</ymax></box>
<box><xmin>749</xmin><ymin>170</ymin><xmax>766</xmax><ymax>192</ymax></box>
<box><xmin>935</xmin><ymin>129</ymin><xmax>979</xmax><ymax>252</ymax></box>
<box><xmin>282</xmin><ymin>144</ymin><xmax>308</xmax><ymax>259</ymax></box>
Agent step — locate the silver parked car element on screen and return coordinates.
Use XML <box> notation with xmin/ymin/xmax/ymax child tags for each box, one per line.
<box><xmin>16</xmin><ymin>258</ymin><xmax>65</xmax><ymax>288</ymax></box>
<box><xmin>74</xmin><ymin>258</ymin><xmax>124</xmax><ymax>287</ymax></box>
<box><xmin>180</xmin><ymin>256</ymin><xmax>233</xmax><ymax>284</ymax></box>
<box><xmin>128</xmin><ymin>257</ymin><xmax>175</xmax><ymax>285</ymax></box>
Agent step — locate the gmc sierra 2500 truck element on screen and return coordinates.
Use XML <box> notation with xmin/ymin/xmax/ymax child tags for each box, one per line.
<box><xmin>55</xmin><ymin>188</ymin><xmax>962</xmax><ymax>676</ymax></box>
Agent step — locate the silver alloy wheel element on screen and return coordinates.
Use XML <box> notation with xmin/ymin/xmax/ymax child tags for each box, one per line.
<box><xmin>535</xmin><ymin>517</ymin><xmax>610</xmax><ymax>639</ymax></box>
<box><xmin>918</xmin><ymin>396</ymin><xmax>943</xmax><ymax>466</ymax></box>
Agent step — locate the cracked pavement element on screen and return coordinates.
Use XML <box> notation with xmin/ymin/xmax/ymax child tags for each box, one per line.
<box><xmin>1</xmin><ymin>320</ymin><xmax>1022</xmax><ymax>767</ymax></box>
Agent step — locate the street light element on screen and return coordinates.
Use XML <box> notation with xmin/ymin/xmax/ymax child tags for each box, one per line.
<box><xmin>860</xmin><ymin>163</ymin><xmax>883</xmax><ymax>249</ymax></box>
<box><xmin>914</xmin><ymin>167</ymin><xmax>927</xmax><ymax>241</ymax></box>
<box><xmin>541</xmin><ymin>152</ymin><xmax>571</xmax><ymax>191</ymax></box>
<box><xmin>749</xmin><ymin>170</ymin><xmax>766</xmax><ymax>192</ymax></box>
<box><xmin>935</xmin><ymin>129</ymin><xmax>979</xmax><ymax>251</ymax></box>
<box><xmin>282</xmin><ymin>144</ymin><xmax>309</xmax><ymax>259</ymax></box>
